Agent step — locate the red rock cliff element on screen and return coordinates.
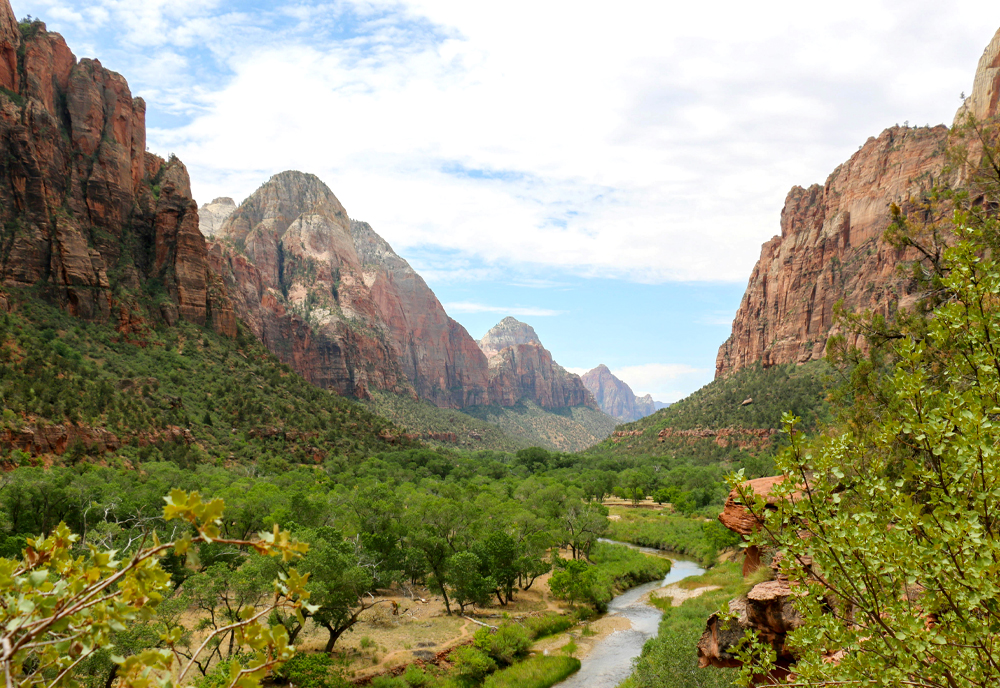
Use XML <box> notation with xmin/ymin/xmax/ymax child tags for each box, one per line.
<box><xmin>0</xmin><ymin>3</ymin><xmax>233</xmax><ymax>335</ymax></box>
<box><xmin>351</xmin><ymin>220</ymin><xmax>490</xmax><ymax>407</ymax></box>
<box><xmin>717</xmin><ymin>28</ymin><xmax>1000</xmax><ymax>379</ymax></box>
<box><xmin>581</xmin><ymin>364</ymin><xmax>666</xmax><ymax>422</ymax></box>
<box><xmin>208</xmin><ymin>172</ymin><xmax>412</xmax><ymax>398</ymax></box>
<box><xmin>478</xmin><ymin>317</ymin><xmax>598</xmax><ymax>409</ymax></box>
<box><xmin>715</xmin><ymin>125</ymin><xmax>949</xmax><ymax>377</ymax></box>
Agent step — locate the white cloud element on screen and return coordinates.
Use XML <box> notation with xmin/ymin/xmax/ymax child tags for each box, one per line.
<box><xmin>611</xmin><ymin>363</ymin><xmax>712</xmax><ymax>403</ymax></box>
<box><xmin>24</xmin><ymin>0</ymin><xmax>1000</xmax><ymax>284</ymax></box>
<box><xmin>441</xmin><ymin>302</ymin><xmax>563</xmax><ymax>317</ymax></box>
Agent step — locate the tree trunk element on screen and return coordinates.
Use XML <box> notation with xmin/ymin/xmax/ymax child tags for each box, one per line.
<box><xmin>103</xmin><ymin>665</ymin><xmax>118</xmax><ymax>688</ymax></box>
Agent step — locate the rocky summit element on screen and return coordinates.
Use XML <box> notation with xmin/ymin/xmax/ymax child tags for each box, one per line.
<box><xmin>716</xmin><ymin>27</ymin><xmax>1000</xmax><ymax>379</ymax></box>
<box><xmin>0</xmin><ymin>2</ymin><xmax>235</xmax><ymax>337</ymax></box>
<box><xmin>198</xmin><ymin>197</ymin><xmax>237</xmax><ymax>237</ymax></box>
<box><xmin>581</xmin><ymin>364</ymin><xmax>667</xmax><ymax>422</ymax></box>
<box><xmin>478</xmin><ymin>317</ymin><xmax>597</xmax><ymax>409</ymax></box>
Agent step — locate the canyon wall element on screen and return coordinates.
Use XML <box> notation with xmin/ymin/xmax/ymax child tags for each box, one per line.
<box><xmin>0</xmin><ymin>3</ymin><xmax>234</xmax><ymax>337</ymax></box>
<box><xmin>478</xmin><ymin>317</ymin><xmax>598</xmax><ymax>410</ymax></box>
<box><xmin>715</xmin><ymin>124</ymin><xmax>949</xmax><ymax>377</ymax></box>
<box><xmin>717</xmin><ymin>27</ymin><xmax>1000</xmax><ymax>379</ymax></box>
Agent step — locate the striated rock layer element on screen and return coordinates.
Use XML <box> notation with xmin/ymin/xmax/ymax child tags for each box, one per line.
<box><xmin>478</xmin><ymin>317</ymin><xmax>599</xmax><ymax>410</ymax></box>
<box><xmin>351</xmin><ymin>219</ymin><xmax>490</xmax><ymax>407</ymax></box>
<box><xmin>0</xmin><ymin>3</ymin><xmax>234</xmax><ymax>336</ymax></box>
<box><xmin>717</xmin><ymin>28</ymin><xmax>1000</xmax><ymax>380</ymax></box>
<box><xmin>581</xmin><ymin>364</ymin><xmax>667</xmax><ymax>422</ymax></box>
<box><xmin>208</xmin><ymin>171</ymin><xmax>413</xmax><ymax>398</ymax></box>
<box><xmin>716</xmin><ymin>125</ymin><xmax>949</xmax><ymax>377</ymax></box>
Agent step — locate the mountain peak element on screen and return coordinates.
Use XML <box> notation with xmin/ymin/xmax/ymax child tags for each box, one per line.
<box><xmin>581</xmin><ymin>365</ymin><xmax>667</xmax><ymax>422</ymax></box>
<box><xmin>478</xmin><ymin>317</ymin><xmax>541</xmax><ymax>357</ymax></box>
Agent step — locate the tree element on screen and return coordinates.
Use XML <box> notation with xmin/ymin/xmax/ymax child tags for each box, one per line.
<box><xmin>733</xmin><ymin>124</ymin><xmax>1000</xmax><ymax>687</ymax></box>
<box><xmin>548</xmin><ymin>558</ymin><xmax>598</xmax><ymax>608</ymax></box>
<box><xmin>447</xmin><ymin>551</ymin><xmax>494</xmax><ymax>612</ymax></box>
<box><xmin>294</xmin><ymin>527</ymin><xmax>377</xmax><ymax>653</ymax></box>
<box><xmin>0</xmin><ymin>489</ymin><xmax>310</xmax><ymax>688</ymax></box>
<box><xmin>561</xmin><ymin>501</ymin><xmax>609</xmax><ymax>560</ymax></box>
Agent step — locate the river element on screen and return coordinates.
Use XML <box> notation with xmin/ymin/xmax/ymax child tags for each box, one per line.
<box><xmin>552</xmin><ymin>540</ymin><xmax>705</xmax><ymax>688</ymax></box>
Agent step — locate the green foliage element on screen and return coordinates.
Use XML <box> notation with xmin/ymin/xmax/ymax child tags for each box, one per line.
<box><xmin>733</xmin><ymin>127</ymin><xmax>1000</xmax><ymax>686</ymax></box>
<box><xmin>452</xmin><ymin>646</ymin><xmax>498</xmax><ymax>681</ymax></box>
<box><xmin>273</xmin><ymin>652</ymin><xmax>350</xmax><ymax>688</ymax></box>
<box><xmin>481</xmin><ymin>655</ymin><xmax>581</xmax><ymax>688</ymax></box>
<box><xmin>522</xmin><ymin>613</ymin><xmax>574</xmax><ymax>640</ymax></box>
<box><xmin>549</xmin><ymin>542</ymin><xmax>670</xmax><ymax>611</ymax></box>
<box><xmin>463</xmin><ymin>401</ymin><xmax>617</xmax><ymax>452</ymax></box>
<box><xmin>620</xmin><ymin>564</ymin><xmax>741</xmax><ymax>688</ymax></box>
<box><xmin>0</xmin><ymin>294</ymin><xmax>410</xmax><ymax>469</ymax></box>
<box><xmin>0</xmin><ymin>489</ymin><xmax>310</xmax><ymax>688</ymax></box>
<box><xmin>361</xmin><ymin>390</ymin><xmax>527</xmax><ymax>452</ymax></box>
<box><xmin>588</xmin><ymin>361</ymin><xmax>833</xmax><ymax>467</ymax></box>
<box><xmin>472</xmin><ymin>624</ymin><xmax>531</xmax><ymax>667</ymax></box>
<box><xmin>607</xmin><ymin>509</ymin><xmax>739</xmax><ymax>566</ymax></box>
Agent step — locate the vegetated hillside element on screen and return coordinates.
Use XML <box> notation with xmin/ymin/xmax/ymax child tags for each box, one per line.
<box><xmin>587</xmin><ymin>362</ymin><xmax>834</xmax><ymax>470</ymax></box>
<box><xmin>464</xmin><ymin>401</ymin><xmax>619</xmax><ymax>452</ymax></box>
<box><xmin>0</xmin><ymin>290</ymin><xmax>412</xmax><ymax>468</ymax></box>
<box><xmin>360</xmin><ymin>390</ymin><xmax>529</xmax><ymax>452</ymax></box>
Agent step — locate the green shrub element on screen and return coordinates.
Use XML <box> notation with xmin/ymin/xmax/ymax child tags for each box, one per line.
<box><xmin>402</xmin><ymin>664</ymin><xmax>431</xmax><ymax>687</ymax></box>
<box><xmin>473</xmin><ymin>624</ymin><xmax>531</xmax><ymax>666</ymax></box>
<box><xmin>273</xmin><ymin>652</ymin><xmax>348</xmax><ymax>688</ymax></box>
<box><xmin>371</xmin><ymin>676</ymin><xmax>406</xmax><ymax>688</ymax></box>
<box><xmin>482</xmin><ymin>655</ymin><xmax>580</xmax><ymax>688</ymax></box>
<box><xmin>452</xmin><ymin>646</ymin><xmax>498</xmax><ymax>681</ymax></box>
<box><xmin>522</xmin><ymin>613</ymin><xmax>574</xmax><ymax>640</ymax></box>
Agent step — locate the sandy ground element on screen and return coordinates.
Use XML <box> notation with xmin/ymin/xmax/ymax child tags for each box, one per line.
<box><xmin>645</xmin><ymin>583</ymin><xmax>721</xmax><ymax>607</ymax></box>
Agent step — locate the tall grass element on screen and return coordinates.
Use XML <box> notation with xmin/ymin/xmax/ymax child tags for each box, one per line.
<box><xmin>482</xmin><ymin>655</ymin><xmax>581</xmax><ymax>688</ymax></box>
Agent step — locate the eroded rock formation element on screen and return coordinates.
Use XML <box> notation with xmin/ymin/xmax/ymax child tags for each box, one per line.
<box><xmin>198</xmin><ymin>197</ymin><xmax>236</xmax><ymax>237</ymax></box>
<box><xmin>581</xmin><ymin>364</ymin><xmax>667</xmax><ymax>421</ymax></box>
<box><xmin>0</xmin><ymin>4</ymin><xmax>233</xmax><ymax>335</ymax></box>
<box><xmin>478</xmin><ymin>317</ymin><xmax>598</xmax><ymax>409</ymax></box>
<box><xmin>351</xmin><ymin>219</ymin><xmax>490</xmax><ymax>407</ymax></box>
<box><xmin>698</xmin><ymin>477</ymin><xmax>801</xmax><ymax>680</ymax></box>
<box><xmin>207</xmin><ymin>171</ymin><xmax>413</xmax><ymax>398</ymax></box>
<box><xmin>715</xmin><ymin>125</ymin><xmax>949</xmax><ymax>377</ymax></box>
<box><xmin>718</xmin><ymin>28</ymin><xmax>1000</xmax><ymax>380</ymax></box>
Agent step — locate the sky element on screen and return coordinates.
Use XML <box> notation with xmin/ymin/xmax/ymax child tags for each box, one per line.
<box><xmin>16</xmin><ymin>0</ymin><xmax>1000</xmax><ymax>402</ymax></box>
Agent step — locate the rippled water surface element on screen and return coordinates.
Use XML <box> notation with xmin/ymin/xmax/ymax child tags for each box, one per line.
<box><xmin>552</xmin><ymin>541</ymin><xmax>705</xmax><ymax>688</ymax></box>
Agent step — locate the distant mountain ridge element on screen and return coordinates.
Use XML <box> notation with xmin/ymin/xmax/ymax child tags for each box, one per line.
<box><xmin>580</xmin><ymin>364</ymin><xmax>668</xmax><ymax>422</ymax></box>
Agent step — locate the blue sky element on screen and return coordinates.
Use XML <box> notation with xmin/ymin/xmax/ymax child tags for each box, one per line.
<box><xmin>16</xmin><ymin>0</ymin><xmax>1000</xmax><ymax>401</ymax></box>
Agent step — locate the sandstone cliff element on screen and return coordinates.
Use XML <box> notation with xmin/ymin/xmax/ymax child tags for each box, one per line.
<box><xmin>208</xmin><ymin>171</ymin><xmax>412</xmax><ymax>398</ymax></box>
<box><xmin>581</xmin><ymin>364</ymin><xmax>667</xmax><ymax>422</ymax></box>
<box><xmin>0</xmin><ymin>4</ymin><xmax>234</xmax><ymax>336</ymax></box>
<box><xmin>198</xmin><ymin>197</ymin><xmax>236</xmax><ymax>237</ymax></box>
<box><xmin>717</xmin><ymin>28</ymin><xmax>1000</xmax><ymax>379</ymax></box>
<box><xmin>715</xmin><ymin>125</ymin><xmax>949</xmax><ymax>377</ymax></box>
<box><xmin>478</xmin><ymin>317</ymin><xmax>598</xmax><ymax>409</ymax></box>
<box><xmin>351</xmin><ymin>219</ymin><xmax>490</xmax><ymax>407</ymax></box>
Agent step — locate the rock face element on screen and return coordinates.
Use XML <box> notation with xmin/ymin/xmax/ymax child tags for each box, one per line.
<box><xmin>718</xmin><ymin>29</ymin><xmax>1000</xmax><ymax>380</ymax></box>
<box><xmin>208</xmin><ymin>171</ymin><xmax>413</xmax><ymax>398</ymax></box>
<box><xmin>198</xmin><ymin>197</ymin><xmax>236</xmax><ymax>237</ymax></box>
<box><xmin>351</xmin><ymin>220</ymin><xmax>490</xmax><ymax>407</ymax></box>
<box><xmin>0</xmin><ymin>6</ymin><xmax>232</xmax><ymax>335</ymax></box>
<box><xmin>715</xmin><ymin>125</ymin><xmax>950</xmax><ymax>377</ymax></box>
<box><xmin>478</xmin><ymin>317</ymin><xmax>598</xmax><ymax>409</ymax></box>
<box><xmin>955</xmin><ymin>27</ymin><xmax>1000</xmax><ymax>125</ymax></box>
<box><xmin>581</xmin><ymin>364</ymin><xmax>667</xmax><ymax>421</ymax></box>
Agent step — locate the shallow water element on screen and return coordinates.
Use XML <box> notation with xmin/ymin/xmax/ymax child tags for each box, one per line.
<box><xmin>552</xmin><ymin>540</ymin><xmax>705</xmax><ymax>688</ymax></box>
